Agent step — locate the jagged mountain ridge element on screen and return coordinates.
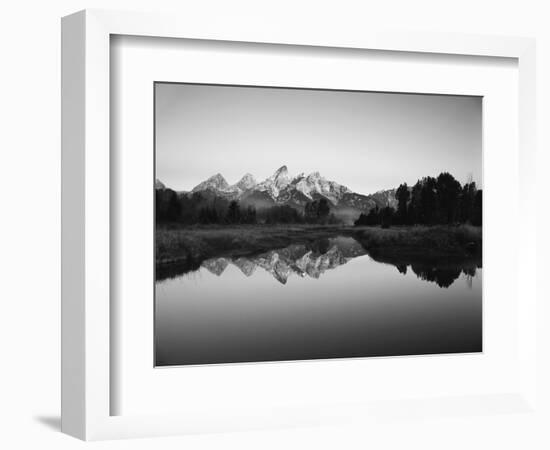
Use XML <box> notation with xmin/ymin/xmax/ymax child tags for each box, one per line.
<box><xmin>157</xmin><ymin>166</ymin><xmax>397</xmax><ymax>218</ymax></box>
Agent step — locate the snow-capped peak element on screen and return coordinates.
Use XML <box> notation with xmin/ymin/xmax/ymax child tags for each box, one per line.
<box><xmin>232</xmin><ymin>173</ymin><xmax>257</xmax><ymax>191</ymax></box>
<box><xmin>307</xmin><ymin>171</ymin><xmax>321</xmax><ymax>179</ymax></box>
<box><xmin>191</xmin><ymin>173</ymin><xmax>230</xmax><ymax>192</ymax></box>
<box><xmin>293</xmin><ymin>171</ymin><xmax>351</xmax><ymax>203</ymax></box>
<box><xmin>272</xmin><ymin>166</ymin><xmax>292</xmax><ymax>187</ymax></box>
<box><xmin>274</xmin><ymin>165</ymin><xmax>289</xmax><ymax>177</ymax></box>
<box><xmin>256</xmin><ymin>165</ymin><xmax>294</xmax><ymax>198</ymax></box>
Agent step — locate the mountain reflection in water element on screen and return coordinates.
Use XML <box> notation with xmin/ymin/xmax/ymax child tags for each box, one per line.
<box><xmin>157</xmin><ymin>236</ymin><xmax>481</xmax><ymax>289</ymax></box>
<box><xmin>155</xmin><ymin>234</ymin><xmax>482</xmax><ymax>366</ymax></box>
<box><xmin>202</xmin><ymin>237</ymin><xmax>363</xmax><ymax>284</ymax></box>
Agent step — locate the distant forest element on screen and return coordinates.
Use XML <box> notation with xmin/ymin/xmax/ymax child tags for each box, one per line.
<box><xmin>156</xmin><ymin>191</ymin><xmax>339</xmax><ymax>226</ymax></box>
<box><xmin>355</xmin><ymin>172</ymin><xmax>482</xmax><ymax>227</ymax></box>
<box><xmin>156</xmin><ymin>172</ymin><xmax>481</xmax><ymax>227</ymax></box>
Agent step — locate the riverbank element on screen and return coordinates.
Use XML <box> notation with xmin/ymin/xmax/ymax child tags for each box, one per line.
<box><xmin>156</xmin><ymin>224</ymin><xmax>482</xmax><ymax>268</ymax></box>
<box><xmin>353</xmin><ymin>224</ymin><xmax>481</xmax><ymax>263</ymax></box>
<box><xmin>156</xmin><ymin>224</ymin><xmax>347</xmax><ymax>266</ymax></box>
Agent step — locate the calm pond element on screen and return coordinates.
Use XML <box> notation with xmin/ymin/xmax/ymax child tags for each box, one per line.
<box><xmin>155</xmin><ymin>236</ymin><xmax>482</xmax><ymax>366</ymax></box>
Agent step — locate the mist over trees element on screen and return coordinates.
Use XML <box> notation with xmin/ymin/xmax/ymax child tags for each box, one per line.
<box><xmin>264</xmin><ymin>205</ymin><xmax>302</xmax><ymax>224</ymax></box>
<box><xmin>155</xmin><ymin>190</ymin><xmax>340</xmax><ymax>225</ymax></box>
<box><xmin>156</xmin><ymin>171</ymin><xmax>481</xmax><ymax>228</ymax></box>
<box><xmin>355</xmin><ymin>172</ymin><xmax>482</xmax><ymax>227</ymax></box>
<box><xmin>156</xmin><ymin>190</ymin><xmax>229</xmax><ymax>225</ymax></box>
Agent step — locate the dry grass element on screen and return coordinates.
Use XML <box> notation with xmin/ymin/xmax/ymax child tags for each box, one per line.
<box><xmin>156</xmin><ymin>224</ymin><xmax>482</xmax><ymax>265</ymax></box>
<box><xmin>353</xmin><ymin>224</ymin><xmax>482</xmax><ymax>260</ymax></box>
<box><xmin>156</xmin><ymin>224</ymin><xmax>347</xmax><ymax>264</ymax></box>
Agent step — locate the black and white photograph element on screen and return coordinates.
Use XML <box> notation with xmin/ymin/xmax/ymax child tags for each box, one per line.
<box><xmin>154</xmin><ymin>83</ymin><xmax>483</xmax><ymax>367</ymax></box>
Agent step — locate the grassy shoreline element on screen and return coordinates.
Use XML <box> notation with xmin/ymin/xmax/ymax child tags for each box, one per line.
<box><xmin>155</xmin><ymin>224</ymin><xmax>482</xmax><ymax>267</ymax></box>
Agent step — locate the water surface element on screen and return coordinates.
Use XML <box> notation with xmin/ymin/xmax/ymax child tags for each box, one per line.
<box><xmin>155</xmin><ymin>236</ymin><xmax>482</xmax><ymax>366</ymax></box>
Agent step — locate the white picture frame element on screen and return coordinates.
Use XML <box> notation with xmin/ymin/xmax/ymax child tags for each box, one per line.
<box><xmin>61</xmin><ymin>9</ymin><xmax>537</xmax><ymax>441</ymax></box>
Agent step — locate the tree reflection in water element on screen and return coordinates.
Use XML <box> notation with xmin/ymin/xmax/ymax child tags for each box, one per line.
<box><xmin>156</xmin><ymin>236</ymin><xmax>481</xmax><ymax>289</ymax></box>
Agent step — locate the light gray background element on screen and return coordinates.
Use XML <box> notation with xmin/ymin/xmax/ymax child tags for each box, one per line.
<box><xmin>156</xmin><ymin>83</ymin><xmax>482</xmax><ymax>194</ymax></box>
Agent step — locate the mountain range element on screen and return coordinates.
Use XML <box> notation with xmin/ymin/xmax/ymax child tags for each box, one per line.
<box><xmin>157</xmin><ymin>165</ymin><xmax>397</xmax><ymax>222</ymax></box>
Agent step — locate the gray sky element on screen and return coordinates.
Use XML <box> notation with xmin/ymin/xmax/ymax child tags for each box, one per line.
<box><xmin>155</xmin><ymin>83</ymin><xmax>482</xmax><ymax>194</ymax></box>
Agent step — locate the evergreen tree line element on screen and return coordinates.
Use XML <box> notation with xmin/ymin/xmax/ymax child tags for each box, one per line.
<box><xmin>156</xmin><ymin>190</ymin><xmax>339</xmax><ymax>225</ymax></box>
<box><xmin>156</xmin><ymin>190</ymin><xmax>230</xmax><ymax>224</ymax></box>
<box><xmin>156</xmin><ymin>172</ymin><xmax>481</xmax><ymax>227</ymax></box>
<box><xmin>354</xmin><ymin>172</ymin><xmax>482</xmax><ymax>228</ymax></box>
<box><xmin>156</xmin><ymin>189</ymin><xmax>258</xmax><ymax>225</ymax></box>
<box><xmin>198</xmin><ymin>200</ymin><xmax>258</xmax><ymax>225</ymax></box>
